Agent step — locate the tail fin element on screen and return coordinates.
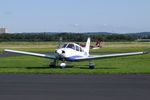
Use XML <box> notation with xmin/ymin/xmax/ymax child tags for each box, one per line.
<box><xmin>85</xmin><ymin>37</ymin><xmax>90</xmax><ymax>56</ymax></box>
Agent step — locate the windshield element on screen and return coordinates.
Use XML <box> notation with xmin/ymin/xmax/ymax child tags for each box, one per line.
<box><xmin>62</xmin><ymin>44</ymin><xmax>67</xmax><ymax>48</ymax></box>
<box><xmin>66</xmin><ymin>43</ymin><xmax>75</xmax><ymax>50</ymax></box>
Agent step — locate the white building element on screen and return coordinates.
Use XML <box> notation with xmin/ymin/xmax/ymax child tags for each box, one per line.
<box><xmin>0</xmin><ymin>28</ymin><xmax>8</xmax><ymax>33</ymax></box>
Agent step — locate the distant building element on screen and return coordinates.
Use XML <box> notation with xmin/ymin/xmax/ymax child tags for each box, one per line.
<box><xmin>136</xmin><ymin>39</ymin><xmax>150</xmax><ymax>42</ymax></box>
<box><xmin>0</xmin><ymin>28</ymin><xmax>8</xmax><ymax>33</ymax></box>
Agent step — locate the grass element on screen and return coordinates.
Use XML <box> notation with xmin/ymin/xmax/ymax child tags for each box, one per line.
<box><xmin>0</xmin><ymin>54</ymin><xmax>150</xmax><ymax>74</ymax></box>
<box><xmin>0</xmin><ymin>41</ymin><xmax>150</xmax><ymax>74</ymax></box>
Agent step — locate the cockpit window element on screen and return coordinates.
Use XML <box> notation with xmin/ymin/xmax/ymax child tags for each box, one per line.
<box><xmin>62</xmin><ymin>44</ymin><xmax>67</xmax><ymax>48</ymax></box>
<box><xmin>66</xmin><ymin>44</ymin><xmax>75</xmax><ymax>50</ymax></box>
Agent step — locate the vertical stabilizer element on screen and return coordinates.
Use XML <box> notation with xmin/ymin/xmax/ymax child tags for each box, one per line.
<box><xmin>85</xmin><ymin>37</ymin><xmax>90</xmax><ymax>56</ymax></box>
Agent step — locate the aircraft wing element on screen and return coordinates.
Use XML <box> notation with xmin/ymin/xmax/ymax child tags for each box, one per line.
<box><xmin>74</xmin><ymin>52</ymin><xmax>147</xmax><ymax>61</ymax></box>
<box><xmin>4</xmin><ymin>49</ymin><xmax>56</xmax><ymax>59</ymax></box>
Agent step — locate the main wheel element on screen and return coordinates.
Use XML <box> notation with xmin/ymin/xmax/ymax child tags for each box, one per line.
<box><xmin>89</xmin><ymin>64</ymin><xmax>95</xmax><ymax>69</ymax></box>
<box><xmin>49</xmin><ymin>62</ymin><xmax>56</xmax><ymax>68</ymax></box>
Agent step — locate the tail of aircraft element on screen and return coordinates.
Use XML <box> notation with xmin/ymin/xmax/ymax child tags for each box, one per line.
<box><xmin>84</xmin><ymin>37</ymin><xmax>90</xmax><ymax>56</ymax></box>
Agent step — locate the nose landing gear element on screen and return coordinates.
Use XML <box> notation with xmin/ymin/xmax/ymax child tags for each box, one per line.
<box><xmin>49</xmin><ymin>59</ymin><xmax>66</xmax><ymax>69</ymax></box>
<box><xmin>60</xmin><ymin>58</ymin><xmax>66</xmax><ymax>69</ymax></box>
<box><xmin>60</xmin><ymin>63</ymin><xmax>66</xmax><ymax>69</ymax></box>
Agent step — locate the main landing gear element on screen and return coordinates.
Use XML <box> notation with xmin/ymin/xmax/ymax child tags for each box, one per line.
<box><xmin>49</xmin><ymin>60</ymin><xmax>95</xmax><ymax>69</ymax></box>
<box><xmin>89</xmin><ymin>61</ymin><xmax>95</xmax><ymax>69</ymax></box>
<box><xmin>49</xmin><ymin>60</ymin><xmax>57</xmax><ymax>68</ymax></box>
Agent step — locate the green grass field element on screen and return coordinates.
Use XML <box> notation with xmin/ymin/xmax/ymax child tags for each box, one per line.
<box><xmin>0</xmin><ymin>42</ymin><xmax>150</xmax><ymax>74</ymax></box>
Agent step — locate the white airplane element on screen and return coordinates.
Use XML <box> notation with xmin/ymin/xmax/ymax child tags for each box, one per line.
<box><xmin>4</xmin><ymin>38</ymin><xmax>147</xmax><ymax>69</ymax></box>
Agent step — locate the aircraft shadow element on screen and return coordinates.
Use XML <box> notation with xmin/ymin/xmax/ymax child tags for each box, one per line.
<box><xmin>79</xmin><ymin>66</ymin><xmax>119</xmax><ymax>69</ymax></box>
<box><xmin>26</xmin><ymin>65</ymin><xmax>74</xmax><ymax>69</ymax></box>
<box><xmin>0</xmin><ymin>66</ymin><xmax>118</xmax><ymax>70</ymax></box>
<box><xmin>26</xmin><ymin>67</ymin><xmax>51</xmax><ymax>69</ymax></box>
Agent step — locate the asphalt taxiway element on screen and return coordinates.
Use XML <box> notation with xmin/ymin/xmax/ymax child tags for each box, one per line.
<box><xmin>0</xmin><ymin>74</ymin><xmax>150</xmax><ymax>100</ymax></box>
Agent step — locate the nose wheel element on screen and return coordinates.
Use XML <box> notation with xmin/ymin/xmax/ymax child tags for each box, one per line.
<box><xmin>49</xmin><ymin>59</ymin><xmax>67</xmax><ymax>69</ymax></box>
<box><xmin>60</xmin><ymin>62</ymin><xmax>66</xmax><ymax>69</ymax></box>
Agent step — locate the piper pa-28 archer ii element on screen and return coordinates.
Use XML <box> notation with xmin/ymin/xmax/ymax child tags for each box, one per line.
<box><xmin>4</xmin><ymin>38</ymin><xmax>147</xmax><ymax>69</ymax></box>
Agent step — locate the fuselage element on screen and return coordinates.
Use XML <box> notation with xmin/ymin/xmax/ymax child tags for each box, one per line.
<box><xmin>55</xmin><ymin>43</ymin><xmax>88</xmax><ymax>61</ymax></box>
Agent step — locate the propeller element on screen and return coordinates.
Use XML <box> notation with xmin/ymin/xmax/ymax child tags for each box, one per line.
<box><xmin>58</xmin><ymin>37</ymin><xmax>63</xmax><ymax>48</ymax></box>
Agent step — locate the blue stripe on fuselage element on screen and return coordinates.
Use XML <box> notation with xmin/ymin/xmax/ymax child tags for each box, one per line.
<box><xmin>65</xmin><ymin>56</ymin><xmax>83</xmax><ymax>61</ymax></box>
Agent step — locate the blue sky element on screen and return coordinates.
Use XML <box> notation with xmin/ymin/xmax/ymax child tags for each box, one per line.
<box><xmin>0</xmin><ymin>0</ymin><xmax>150</xmax><ymax>33</ymax></box>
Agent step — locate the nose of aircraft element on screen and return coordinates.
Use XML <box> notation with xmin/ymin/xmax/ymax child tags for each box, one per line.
<box><xmin>55</xmin><ymin>49</ymin><xmax>65</xmax><ymax>55</ymax></box>
<box><xmin>62</xmin><ymin>50</ymin><xmax>65</xmax><ymax>53</ymax></box>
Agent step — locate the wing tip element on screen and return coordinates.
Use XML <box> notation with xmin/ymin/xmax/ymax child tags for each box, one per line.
<box><xmin>143</xmin><ymin>51</ymin><xmax>149</xmax><ymax>54</ymax></box>
<box><xmin>4</xmin><ymin>49</ymin><xmax>9</xmax><ymax>52</ymax></box>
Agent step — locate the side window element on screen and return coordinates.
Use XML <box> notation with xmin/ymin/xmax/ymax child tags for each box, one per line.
<box><xmin>76</xmin><ymin>46</ymin><xmax>79</xmax><ymax>51</ymax></box>
<box><xmin>80</xmin><ymin>47</ymin><xmax>83</xmax><ymax>52</ymax></box>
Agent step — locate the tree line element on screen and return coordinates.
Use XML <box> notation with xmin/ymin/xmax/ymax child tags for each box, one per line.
<box><xmin>0</xmin><ymin>32</ymin><xmax>150</xmax><ymax>42</ymax></box>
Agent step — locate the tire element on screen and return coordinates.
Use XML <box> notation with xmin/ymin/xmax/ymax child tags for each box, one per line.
<box><xmin>49</xmin><ymin>62</ymin><xmax>56</xmax><ymax>68</ymax></box>
<box><xmin>89</xmin><ymin>64</ymin><xmax>95</xmax><ymax>69</ymax></box>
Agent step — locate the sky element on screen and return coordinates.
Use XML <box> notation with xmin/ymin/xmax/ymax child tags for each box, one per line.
<box><xmin>0</xmin><ymin>0</ymin><xmax>150</xmax><ymax>33</ymax></box>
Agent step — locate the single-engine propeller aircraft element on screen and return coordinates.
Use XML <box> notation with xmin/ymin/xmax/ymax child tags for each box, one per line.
<box><xmin>4</xmin><ymin>38</ymin><xmax>147</xmax><ymax>69</ymax></box>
